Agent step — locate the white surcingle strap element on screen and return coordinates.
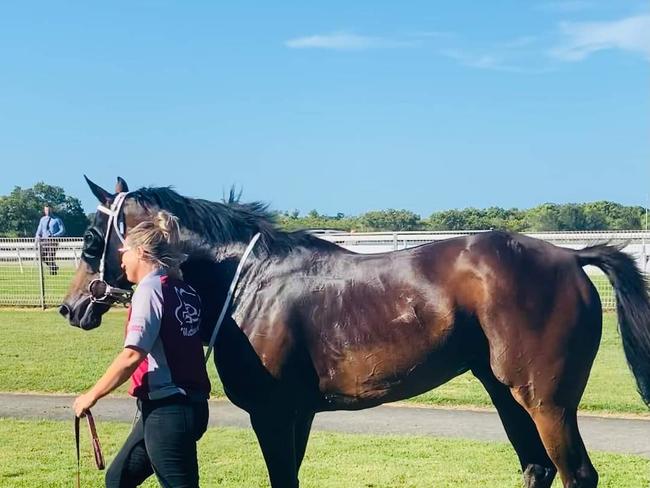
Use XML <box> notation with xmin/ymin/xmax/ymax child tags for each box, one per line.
<box><xmin>96</xmin><ymin>192</ymin><xmax>130</xmax><ymax>281</ymax></box>
<box><xmin>205</xmin><ymin>232</ymin><xmax>261</xmax><ymax>363</ymax></box>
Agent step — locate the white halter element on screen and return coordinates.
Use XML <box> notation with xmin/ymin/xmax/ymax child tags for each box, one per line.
<box><xmin>95</xmin><ymin>192</ymin><xmax>130</xmax><ymax>282</ymax></box>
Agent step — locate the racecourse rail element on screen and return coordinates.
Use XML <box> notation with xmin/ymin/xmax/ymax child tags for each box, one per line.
<box><xmin>0</xmin><ymin>231</ymin><xmax>648</xmax><ymax>308</ymax></box>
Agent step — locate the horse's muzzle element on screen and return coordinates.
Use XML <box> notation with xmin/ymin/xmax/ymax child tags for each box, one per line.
<box><xmin>62</xmin><ymin>296</ymin><xmax>109</xmax><ymax>330</ymax></box>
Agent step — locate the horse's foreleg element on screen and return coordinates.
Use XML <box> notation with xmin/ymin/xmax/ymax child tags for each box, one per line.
<box><xmin>472</xmin><ymin>364</ymin><xmax>556</xmax><ymax>488</ymax></box>
<box><xmin>250</xmin><ymin>409</ymin><xmax>299</xmax><ymax>488</ymax></box>
<box><xmin>294</xmin><ymin>410</ymin><xmax>315</xmax><ymax>472</ymax></box>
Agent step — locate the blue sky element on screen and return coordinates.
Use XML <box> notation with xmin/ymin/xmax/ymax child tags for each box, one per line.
<box><xmin>0</xmin><ymin>1</ymin><xmax>648</xmax><ymax>216</ymax></box>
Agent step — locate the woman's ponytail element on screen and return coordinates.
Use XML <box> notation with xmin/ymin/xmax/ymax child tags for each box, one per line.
<box><xmin>154</xmin><ymin>211</ymin><xmax>181</xmax><ymax>246</ymax></box>
<box><xmin>125</xmin><ymin>210</ymin><xmax>186</xmax><ymax>272</ymax></box>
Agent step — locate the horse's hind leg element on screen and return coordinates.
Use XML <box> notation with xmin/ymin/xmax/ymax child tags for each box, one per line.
<box><xmin>250</xmin><ymin>408</ymin><xmax>299</xmax><ymax>488</ymax></box>
<box><xmin>491</xmin><ymin>314</ymin><xmax>600</xmax><ymax>487</ymax></box>
<box><xmin>515</xmin><ymin>401</ymin><xmax>597</xmax><ymax>488</ymax></box>
<box><xmin>472</xmin><ymin>364</ymin><xmax>556</xmax><ymax>488</ymax></box>
<box><xmin>510</xmin><ymin>322</ymin><xmax>600</xmax><ymax>487</ymax></box>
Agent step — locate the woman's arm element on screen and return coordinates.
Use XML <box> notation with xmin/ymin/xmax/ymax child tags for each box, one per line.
<box><xmin>73</xmin><ymin>346</ymin><xmax>146</xmax><ymax>417</ymax></box>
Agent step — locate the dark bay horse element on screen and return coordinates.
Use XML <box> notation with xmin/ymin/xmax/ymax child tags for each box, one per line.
<box><xmin>61</xmin><ymin>177</ymin><xmax>650</xmax><ymax>488</ymax></box>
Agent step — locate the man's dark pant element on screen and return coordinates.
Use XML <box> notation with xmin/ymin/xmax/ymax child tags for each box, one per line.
<box><xmin>39</xmin><ymin>239</ymin><xmax>59</xmax><ymax>275</ymax></box>
<box><xmin>105</xmin><ymin>396</ymin><xmax>209</xmax><ymax>488</ymax></box>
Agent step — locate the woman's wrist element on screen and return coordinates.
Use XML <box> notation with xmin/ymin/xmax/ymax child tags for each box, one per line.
<box><xmin>86</xmin><ymin>388</ymin><xmax>101</xmax><ymax>404</ymax></box>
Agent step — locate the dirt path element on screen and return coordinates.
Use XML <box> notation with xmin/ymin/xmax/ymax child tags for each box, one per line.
<box><xmin>1</xmin><ymin>393</ymin><xmax>648</xmax><ymax>458</ymax></box>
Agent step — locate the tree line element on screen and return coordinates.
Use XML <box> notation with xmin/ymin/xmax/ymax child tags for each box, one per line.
<box><xmin>276</xmin><ymin>202</ymin><xmax>647</xmax><ymax>232</ymax></box>
<box><xmin>0</xmin><ymin>183</ymin><xmax>646</xmax><ymax>236</ymax></box>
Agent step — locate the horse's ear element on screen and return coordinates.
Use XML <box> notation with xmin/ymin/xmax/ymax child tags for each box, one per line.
<box><xmin>115</xmin><ymin>177</ymin><xmax>129</xmax><ymax>193</ymax></box>
<box><xmin>84</xmin><ymin>175</ymin><xmax>113</xmax><ymax>204</ymax></box>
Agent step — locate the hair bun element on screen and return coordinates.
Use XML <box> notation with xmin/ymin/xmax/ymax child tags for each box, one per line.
<box><xmin>155</xmin><ymin>210</ymin><xmax>180</xmax><ymax>245</ymax></box>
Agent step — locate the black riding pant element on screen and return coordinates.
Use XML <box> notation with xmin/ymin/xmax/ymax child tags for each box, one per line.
<box><xmin>105</xmin><ymin>395</ymin><xmax>209</xmax><ymax>488</ymax></box>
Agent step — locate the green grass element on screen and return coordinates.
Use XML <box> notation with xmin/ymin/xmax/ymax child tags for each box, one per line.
<box><xmin>0</xmin><ymin>418</ymin><xmax>647</xmax><ymax>487</ymax></box>
<box><xmin>0</xmin><ymin>309</ymin><xmax>647</xmax><ymax>415</ymax></box>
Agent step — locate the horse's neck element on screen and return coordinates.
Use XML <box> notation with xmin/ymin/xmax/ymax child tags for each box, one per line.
<box><xmin>213</xmin><ymin>241</ymin><xmax>252</xmax><ymax>262</ymax></box>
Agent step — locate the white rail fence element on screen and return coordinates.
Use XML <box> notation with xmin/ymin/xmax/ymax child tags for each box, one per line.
<box><xmin>0</xmin><ymin>232</ymin><xmax>648</xmax><ymax>309</ymax></box>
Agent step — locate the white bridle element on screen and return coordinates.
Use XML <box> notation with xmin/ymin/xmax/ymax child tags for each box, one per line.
<box><xmin>95</xmin><ymin>192</ymin><xmax>130</xmax><ymax>282</ymax></box>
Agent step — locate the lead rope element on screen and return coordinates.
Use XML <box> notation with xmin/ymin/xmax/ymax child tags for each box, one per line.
<box><xmin>205</xmin><ymin>232</ymin><xmax>261</xmax><ymax>363</ymax></box>
<box><xmin>75</xmin><ymin>410</ymin><xmax>105</xmax><ymax>488</ymax></box>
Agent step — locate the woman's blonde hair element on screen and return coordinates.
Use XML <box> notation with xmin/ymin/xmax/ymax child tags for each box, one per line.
<box><xmin>125</xmin><ymin>210</ymin><xmax>186</xmax><ymax>271</ymax></box>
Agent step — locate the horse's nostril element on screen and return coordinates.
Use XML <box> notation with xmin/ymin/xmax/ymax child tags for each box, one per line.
<box><xmin>59</xmin><ymin>304</ymin><xmax>70</xmax><ymax>318</ymax></box>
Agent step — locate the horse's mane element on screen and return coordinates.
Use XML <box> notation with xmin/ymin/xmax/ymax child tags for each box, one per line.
<box><xmin>129</xmin><ymin>186</ymin><xmax>338</xmax><ymax>255</ymax></box>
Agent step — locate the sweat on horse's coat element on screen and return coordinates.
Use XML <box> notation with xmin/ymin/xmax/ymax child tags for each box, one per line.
<box><xmin>61</xmin><ymin>176</ymin><xmax>650</xmax><ymax>488</ymax></box>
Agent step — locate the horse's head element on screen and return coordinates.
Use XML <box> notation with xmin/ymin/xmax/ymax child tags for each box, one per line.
<box><xmin>60</xmin><ymin>176</ymin><xmax>146</xmax><ymax>330</ymax></box>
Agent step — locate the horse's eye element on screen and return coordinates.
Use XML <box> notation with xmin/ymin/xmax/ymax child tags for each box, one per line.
<box><xmin>82</xmin><ymin>229</ymin><xmax>104</xmax><ymax>262</ymax></box>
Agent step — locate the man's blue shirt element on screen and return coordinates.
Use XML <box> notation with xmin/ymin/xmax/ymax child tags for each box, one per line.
<box><xmin>35</xmin><ymin>216</ymin><xmax>65</xmax><ymax>238</ymax></box>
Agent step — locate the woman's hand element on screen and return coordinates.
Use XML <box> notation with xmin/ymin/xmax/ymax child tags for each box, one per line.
<box><xmin>73</xmin><ymin>392</ymin><xmax>97</xmax><ymax>418</ymax></box>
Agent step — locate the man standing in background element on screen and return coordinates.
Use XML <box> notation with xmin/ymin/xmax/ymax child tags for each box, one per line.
<box><xmin>35</xmin><ymin>204</ymin><xmax>65</xmax><ymax>275</ymax></box>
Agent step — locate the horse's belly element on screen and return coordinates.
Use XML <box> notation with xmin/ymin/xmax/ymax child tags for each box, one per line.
<box><xmin>314</xmin><ymin>343</ymin><xmax>469</xmax><ymax>411</ymax></box>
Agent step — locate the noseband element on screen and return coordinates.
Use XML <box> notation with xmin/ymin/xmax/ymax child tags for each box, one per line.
<box><xmin>89</xmin><ymin>192</ymin><xmax>132</xmax><ymax>305</ymax></box>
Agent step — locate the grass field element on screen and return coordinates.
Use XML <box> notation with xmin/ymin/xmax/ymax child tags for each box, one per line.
<box><xmin>0</xmin><ymin>309</ymin><xmax>647</xmax><ymax>415</ymax></box>
<box><xmin>0</xmin><ymin>419</ymin><xmax>647</xmax><ymax>488</ymax></box>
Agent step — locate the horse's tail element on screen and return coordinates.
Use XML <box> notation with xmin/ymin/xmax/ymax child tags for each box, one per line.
<box><xmin>576</xmin><ymin>243</ymin><xmax>650</xmax><ymax>406</ymax></box>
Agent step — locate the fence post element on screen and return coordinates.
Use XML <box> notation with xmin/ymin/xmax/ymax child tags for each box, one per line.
<box><xmin>17</xmin><ymin>247</ymin><xmax>24</xmax><ymax>274</ymax></box>
<box><xmin>392</xmin><ymin>232</ymin><xmax>398</xmax><ymax>251</ymax></box>
<box><xmin>36</xmin><ymin>239</ymin><xmax>45</xmax><ymax>310</ymax></box>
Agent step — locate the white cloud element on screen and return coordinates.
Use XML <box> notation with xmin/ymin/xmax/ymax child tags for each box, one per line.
<box><xmin>284</xmin><ymin>32</ymin><xmax>415</xmax><ymax>51</ymax></box>
<box><xmin>550</xmin><ymin>14</ymin><xmax>650</xmax><ymax>61</ymax></box>
<box><xmin>440</xmin><ymin>49</ymin><xmax>539</xmax><ymax>73</ymax></box>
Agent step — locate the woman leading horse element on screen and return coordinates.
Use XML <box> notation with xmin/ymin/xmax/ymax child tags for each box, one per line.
<box><xmin>61</xmin><ymin>176</ymin><xmax>650</xmax><ymax>488</ymax></box>
<box><xmin>73</xmin><ymin>209</ymin><xmax>210</xmax><ymax>488</ymax></box>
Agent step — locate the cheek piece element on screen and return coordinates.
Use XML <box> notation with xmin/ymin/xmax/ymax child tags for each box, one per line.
<box><xmin>90</xmin><ymin>192</ymin><xmax>133</xmax><ymax>305</ymax></box>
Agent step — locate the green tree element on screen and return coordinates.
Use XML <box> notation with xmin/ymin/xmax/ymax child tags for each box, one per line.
<box><xmin>359</xmin><ymin>209</ymin><xmax>421</xmax><ymax>231</ymax></box>
<box><xmin>427</xmin><ymin>207</ymin><xmax>525</xmax><ymax>231</ymax></box>
<box><xmin>582</xmin><ymin>201</ymin><xmax>644</xmax><ymax>230</ymax></box>
<box><xmin>0</xmin><ymin>183</ymin><xmax>89</xmax><ymax>237</ymax></box>
<box><xmin>428</xmin><ymin>209</ymin><xmax>469</xmax><ymax>231</ymax></box>
<box><xmin>275</xmin><ymin>210</ymin><xmax>360</xmax><ymax>232</ymax></box>
<box><xmin>526</xmin><ymin>203</ymin><xmax>562</xmax><ymax>231</ymax></box>
<box><xmin>525</xmin><ymin>202</ymin><xmax>644</xmax><ymax>231</ymax></box>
